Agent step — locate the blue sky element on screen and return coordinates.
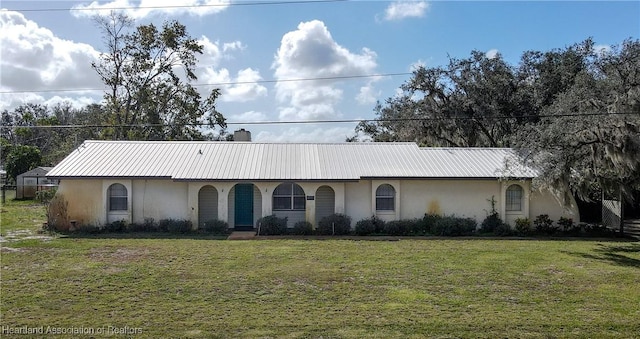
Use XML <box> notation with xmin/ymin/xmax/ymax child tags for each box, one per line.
<box><xmin>1</xmin><ymin>1</ymin><xmax>638</xmax><ymax>142</ymax></box>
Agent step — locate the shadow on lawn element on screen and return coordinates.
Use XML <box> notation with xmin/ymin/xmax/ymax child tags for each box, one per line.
<box><xmin>562</xmin><ymin>243</ymin><xmax>640</xmax><ymax>268</ymax></box>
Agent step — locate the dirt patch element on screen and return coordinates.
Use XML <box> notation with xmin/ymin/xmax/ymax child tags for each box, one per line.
<box><xmin>88</xmin><ymin>247</ymin><xmax>151</xmax><ymax>264</ymax></box>
<box><xmin>0</xmin><ymin>230</ymin><xmax>54</xmax><ymax>243</ymax></box>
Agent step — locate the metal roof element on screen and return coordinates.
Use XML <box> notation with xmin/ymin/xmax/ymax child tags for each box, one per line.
<box><xmin>47</xmin><ymin>141</ymin><xmax>536</xmax><ymax>180</ymax></box>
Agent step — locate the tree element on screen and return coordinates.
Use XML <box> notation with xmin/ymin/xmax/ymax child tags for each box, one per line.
<box><xmin>5</xmin><ymin>145</ymin><xmax>42</xmax><ymax>183</ymax></box>
<box><xmin>357</xmin><ymin>51</ymin><xmax>534</xmax><ymax>147</ymax></box>
<box><xmin>514</xmin><ymin>39</ymin><xmax>640</xmax><ymax>204</ymax></box>
<box><xmin>93</xmin><ymin>12</ymin><xmax>225</xmax><ymax>140</ymax></box>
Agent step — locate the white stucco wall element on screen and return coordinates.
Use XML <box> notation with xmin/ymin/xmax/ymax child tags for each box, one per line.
<box><xmin>56</xmin><ymin>177</ymin><xmax>579</xmax><ymax>229</ymax></box>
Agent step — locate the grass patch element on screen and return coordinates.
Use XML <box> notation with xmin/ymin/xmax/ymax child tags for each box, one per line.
<box><xmin>2</xmin><ymin>238</ymin><xmax>639</xmax><ymax>338</ymax></box>
<box><xmin>2</xmin><ymin>193</ymin><xmax>640</xmax><ymax>337</ymax></box>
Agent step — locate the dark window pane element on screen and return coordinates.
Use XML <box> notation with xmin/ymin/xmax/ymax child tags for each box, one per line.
<box><xmin>376</xmin><ymin>197</ymin><xmax>394</xmax><ymax>211</ymax></box>
<box><xmin>274</xmin><ymin>183</ymin><xmax>292</xmax><ymax>195</ymax></box>
<box><xmin>110</xmin><ymin>197</ymin><xmax>127</xmax><ymax>211</ymax></box>
<box><xmin>273</xmin><ymin>197</ymin><xmax>291</xmax><ymax>210</ymax></box>
<box><xmin>293</xmin><ymin>197</ymin><xmax>306</xmax><ymax>210</ymax></box>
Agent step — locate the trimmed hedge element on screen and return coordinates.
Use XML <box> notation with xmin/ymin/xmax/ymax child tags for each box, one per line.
<box><xmin>257</xmin><ymin>215</ymin><xmax>288</xmax><ymax>235</ymax></box>
<box><xmin>317</xmin><ymin>213</ymin><xmax>352</xmax><ymax>235</ymax></box>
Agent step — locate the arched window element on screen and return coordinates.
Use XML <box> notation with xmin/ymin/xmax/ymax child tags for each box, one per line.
<box><xmin>506</xmin><ymin>184</ymin><xmax>523</xmax><ymax>211</ymax></box>
<box><xmin>108</xmin><ymin>183</ymin><xmax>128</xmax><ymax>211</ymax></box>
<box><xmin>273</xmin><ymin>183</ymin><xmax>305</xmax><ymax>210</ymax></box>
<box><xmin>376</xmin><ymin>184</ymin><xmax>395</xmax><ymax>211</ymax></box>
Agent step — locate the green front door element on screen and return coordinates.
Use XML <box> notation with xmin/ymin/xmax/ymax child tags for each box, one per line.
<box><xmin>234</xmin><ymin>184</ymin><xmax>254</xmax><ymax>230</ymax></box>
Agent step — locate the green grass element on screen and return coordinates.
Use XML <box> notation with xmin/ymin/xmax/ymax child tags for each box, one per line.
<box><xmin>1</xmin><ymin>196</ymin><xmax>640</xmax><ymax>338</ymax></box>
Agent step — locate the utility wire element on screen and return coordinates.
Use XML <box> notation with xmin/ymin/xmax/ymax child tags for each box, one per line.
<box><xmin>10</xmin><ymin>0</ymin><xmax>350</xmax><ymax>13</ymax></box>
<box><xmin>0</xmin><ymin>72</ymin><xmax>412</xmax><ymax>94</ymax></box>
<box><xmin>2</xmin><ymin>112</ymin><xmax>637</xmax><ymax>129</ymax></box>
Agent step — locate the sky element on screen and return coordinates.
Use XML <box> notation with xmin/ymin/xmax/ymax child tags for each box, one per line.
<box><xmin>1</xmin><ymin>0</ymin><xmax>639</xmax><ymax>142</ymax></box>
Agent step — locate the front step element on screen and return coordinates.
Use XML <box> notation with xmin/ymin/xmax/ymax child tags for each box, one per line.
<box><xmin>227</xmin><ymin>231</ymin><xmax>257</xmax><ymax>240</ymax></box>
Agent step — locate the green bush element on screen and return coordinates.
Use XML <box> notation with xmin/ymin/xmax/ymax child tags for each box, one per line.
<box><xmin>383</xmin><ymin>219</ymin><xmax>417</xmax><ymax>236</ymax></box>
<box><xmin>127</xmin><ymin>218</ymin><xmax>158</xmax><ymax>232</ymax></box>
<box><xmin>417</xmin><ymin>214</ymin><xmax>442</xmax><ymax>235</ymax></box>
<box><xmin>582</xmin><ymin>223</ymin><xmax>616</xmax><ymax>237</ymax></box>
<box><xmin>201</xmin><ymin>219</ymin><xmax>230</xmax><ymax>234</ymax></box>
<box><xmin>257</xmin><ymin>215</ymin><xmax>288</xmax><ymax>235</ymax></box>
<box><xmin>514</xmin><ymin>218</ymin><xmax>532</xmax><ymax>236</ymax></box>
<box><xmin>557</xmin><ymin>217</ymin><xmax>577</xmax><ymax>234</ymax></box>
<box><xmin>534</xmin><ymin>214</ymin><xmax>557</xmax><ymax>235</ymax></box>
<box><xmin>104</xmin><ymin>220</ymin><xmax>127</xmax><ymax>232</ymax></box>
<box><xmin>160</xmin><ymin>219</ymin><xmax>193</xmax><ymax>234</ymax></box>
<box><xmin>492</xmin><ymin>222</ymin><xmax>514</xmax><ymax>236</ymax></box>
<box><xmin>317</xmin><ymin>213</ymin><xmax>352</xmax><ymax>235</ymax></box>
<box><xmin>292</xmin><ymin>221</ymin><xmax>313</xmax><ymax>235</ymax></box>
<box><xmin>77</xmin><ymin>224</ymin><xmax>101</xmax><ymax>234</ymax></box>
<box><xmin>35</xmin><ymin>188</ymin><xmax>57</xmax><ymax>204</ymax></box>
<box><xmin>431</xmin><ymin>216</ymin><xmax>476</xmax><ymax>236</ymax></box>
<box><xmin>354</xmin><ymin>216</ymin><xmax>385</xmax><ymax>236</ymax></box>
<box><xmin>480</xmin><ymin>212</ymin><xmax>504</xmax><ymax>234</ymax></box>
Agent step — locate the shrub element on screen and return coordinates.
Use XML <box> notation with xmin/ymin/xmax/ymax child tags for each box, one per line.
<box><xmin>317</xmin><ymin>213</ymin><xmax>352</xmax><ymax>235</ymax></box>
<box><xmin>159</xmin><ymin>219</ymin><xmax>193</xmax><ymax>234</ymax></box>
<box><xmin>127</xmin><ymin>218</ymin><xmax>158</xmax><ymax>232</ymax></box>
<box><xmin>354</xmin><ymin>216</ymin><xmax>385</xmax><ymax>236</ymax></box>
<box><xmin>201</xmin><ymin>219</ymin><xmax>230</xmax><ymax>235</ymax></box>
<box><xmin>292</xmin><ymin>221</ymin><xmax>313</xmax><ymax>235</ymax></box>
<box><xmin>533</xmin><ymin>214</ymin><xmax>557</xmax><ymax>235</ymax></box>
<box><xmin>492</xmin><ymin>222</ymin><xmax>514</xmax><ymax>236</ymax></box>
<box><xmin>582</xmin><ymin>223</ymin><xmax>616</xmax><ymax>237</ymax></box>
<box><xmin>480</xmin><ymin>196</ymin><xmax>505</xmax><ymax>234</ymax></box>
<box><xmin>417</xmin><ymin>213</ymin><xmax>442</xmax><ymax>235</ymax></box>
<box><xmin>104</xmin><ymin>220</ymin><xmax>127</xmax><ymax>233</ymax></box>
<box><xmin>480</xmin><ymin>212</ymin><xmax>504</xmax><ymax>234</ymax></box>
<box><xmin>557</xmin><ymin>217</ymin><xmax>576</xmax><ymax>233</ymax></box>
<box><xmin>78</xmin><ymin>224</ymin><xmax>101</xmax><ymax>234</ymax></box>
<box><xmin>36</xmin><ymin>188</ymin><xmax>57</xmax><ymax>204</ymax></box>
<box><xmin>431</xmin><ymin>216</ymin><xmax>476</xmax><ymax>236</ymax></box>
<box><xmin>257</xmin><ymin>215</ymin><xmax>288</xmax><ymax>235</ymax></box>
<box><xmin>383</xmin><ymin>219</ymin><xmax>417</xmax><ymax>236</ymax></box>
<box><xmin>46</xmin><ymin>193</ymin><xmax>69</xmax><ymax>231</ymax></box>
<box><xmin>514</xmin><ymin>218</ymin><xmax>532</xmax><ymax>236</ymax></box>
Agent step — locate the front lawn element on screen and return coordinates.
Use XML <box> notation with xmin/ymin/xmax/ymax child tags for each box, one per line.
<box><xmin>1</xmin><ymin>196</ymin><xmax>639</xmax><ymax>338</ymax></box>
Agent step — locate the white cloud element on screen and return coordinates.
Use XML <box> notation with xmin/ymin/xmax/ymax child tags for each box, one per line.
<box><xmin>272</xmin><ymin>20</ymin><xmax>377</xmax><ymax>121</ymax></box>
<box><xmin>254</xmin><ymin>126</ymin><xmax>356</xmax><ymax>143</ymax></box>
<box><xmin>594</xmin><ymin>44</ymin><xmax>612</xmax><ymax>55</ymax></box>
<box><xmin>0</xmin><ymin>10</ymin><xmax>103</xmax><ymax>110</ymax></box>
<box><xmin>223</xmin><ymin>41</ymin><xmax>246</xmax><ymax>53</ymax></box>
<box><xmin>356</xmin><ymin>82</ymin><xmax>380</xmax><ymax>105</ymax></box>
<box><xmin>381</xmin><ymin>1</ymin><xmax>429</xmax><ymax>21</ymax></box>
<box><xmin>486</xmin><ymin>49</ymin><xmax>499</xmax><ymax>59</ymax></box>
<box><xmin>228</xmin><ymin>111</ymin><xmax>268</xmax><ymax>123</ymax></box>
<box><xmin>197</xmin><ymin>37</ymin><xmax>267</xmax><ymax>102</ymax></box>
<box><xmin>71</xmin><ymin>0</ymin><xmax>230</xmax><ymax>19</ymax></box>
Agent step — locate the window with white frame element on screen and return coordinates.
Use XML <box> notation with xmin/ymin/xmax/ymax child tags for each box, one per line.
<box><xmin>108</xmin><ymin>183</ymin><xmax>128</xmax><ymax>211</ymax></box>
<box><xmin>505</xmin><ymin>184</ymin><xmax>523</xmax><ymax>212</ymax></box>
<box><xmin>376</xmin><ymin>184</ymin><xmax>395</xmax><ymax>211</ymax></box>
<box><xmin>273</xmin><ymin>183</ymin><xmax>305</xmax><ymax>210</ymax></box>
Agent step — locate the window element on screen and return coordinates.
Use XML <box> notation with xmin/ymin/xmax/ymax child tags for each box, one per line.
<box><xmin>506</xmin><ymin>184</ymin><xmax>523</xmax><ymax>212</ymax></box>
<box><xmin>273</xmin><ymin>183</ymin><xmax>305</xmax><ymax>210</ymax></box>
<box><xmin>108</xmin><ymin>183</ymin><xmax>128</xmax><ymax>211</ymax></box>
<box><xmin>376</xmin><ymin>184</ymin><xmax>395</xmax><ymax>211</ymax></box>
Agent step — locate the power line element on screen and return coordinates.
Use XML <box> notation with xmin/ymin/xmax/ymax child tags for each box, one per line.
<box><xmin>0</xmin><ymin>72</ymin><xmax>412</xmax><ymax>95</ymax></box>
<box><xmin>10</xmin><ymin>0</ymin><xmax>350</xmax><ymax>13</ymax></box>
<box><xmin>2</xmin><ymin>112</ymin><xmax>637</xmax><ymax>129</ymax></box>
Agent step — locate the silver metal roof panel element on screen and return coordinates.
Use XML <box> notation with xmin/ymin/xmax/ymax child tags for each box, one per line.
<box><xmin>47</xmin><ymin>141</ymin><xmax>536</xmax><ymax>180</ymax></box>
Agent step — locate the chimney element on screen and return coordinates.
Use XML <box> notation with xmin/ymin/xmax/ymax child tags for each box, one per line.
<box><xmin>233</xmin><ymin>129</ymin><xmax>251</xmax><ymax>142</ymax></box>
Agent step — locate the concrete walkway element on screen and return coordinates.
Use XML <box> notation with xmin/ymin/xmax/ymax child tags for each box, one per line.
<box><xmin>227</xmin><ymin>231</ymin><xmax>257</xmax><ymax>240</ymax></box>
